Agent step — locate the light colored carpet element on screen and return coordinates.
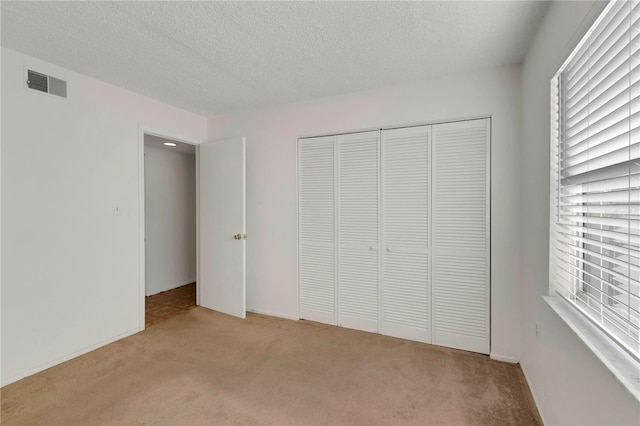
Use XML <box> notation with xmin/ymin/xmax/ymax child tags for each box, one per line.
<box><xmin>1</xmin><ymin>308</ymin><xmax>541</xmax><ymax>425</ymax></box>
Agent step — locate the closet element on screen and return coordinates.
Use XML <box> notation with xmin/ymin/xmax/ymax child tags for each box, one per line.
<box><xmin>298</xmin><ymin>118</ymin><xmax>490</xmax><ymax>354</ymax></box>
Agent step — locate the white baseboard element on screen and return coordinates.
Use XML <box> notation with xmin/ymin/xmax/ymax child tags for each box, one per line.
<box><xmin>146</xmin><ymin>279</ymin><xmax>195</xmax><ymax>296</ymax></box>
<box><xmin>247</xmin><ymin>308</ymin><xmax>299</xmax><ymax>321</ymax></box>
<box><xmin>490</xmin><ymin>353</ymin><xmax>519</xmax><ymax>363</ymax></box>
<box><xmin>520</xmin><ymin>363</ymin><xmax>548</xmax><ymax>425</ymax></box>
<box><xmin>1</xmin><ymin>327</ymin><xmax>141</xmax><ymax>387</ymax></box>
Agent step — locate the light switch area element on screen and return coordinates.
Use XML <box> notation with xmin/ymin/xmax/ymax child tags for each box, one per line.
<box><xmin>114</xmin><ymin>205</ymin><xmax>121</xmax><ymax>216</ymax></box>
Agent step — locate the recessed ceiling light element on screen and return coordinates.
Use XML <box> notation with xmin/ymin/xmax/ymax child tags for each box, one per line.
<box><xmin>163</xmin><ymin>142</ymin><xmax>177</xmax><ymax>147</ymax></box>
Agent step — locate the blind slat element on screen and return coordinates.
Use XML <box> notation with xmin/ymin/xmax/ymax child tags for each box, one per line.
<box><xmin>566</xmin><ymin>62</ymin><xmax>637</xmax><ymax>129</ymax></box>
<box><xmin>564</xmin><ymin>0</ymin><xmax>629</xmax><ymax>81</ymax></box>
<box><xmin>553</xmin><ymin>271</ymin><xmax>639</xmax><ymax>325</ymax></box>
<box><xmin>561</xmin><ymin>224</ymin><xmax>640</xmax><ymax>247</ymax></box>
<box><xmin>561</xmin><ymin>172</ymin><xmax>640</xmax><ymax>195</ymax></box>
<box><xmin>556</xmin><ymin>230</ymin><xmax>640</xmax><ymax>258</ymax></box>
<box><xmin>562</xmin><ymin>149</ymin><xmax>640</xmax><ymax>184</ymax></box>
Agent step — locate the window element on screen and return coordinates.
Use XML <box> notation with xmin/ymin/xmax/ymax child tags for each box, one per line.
<box><xmin>550</xmin><ymin>0</ymin><xmax>639</xmax><ymax>359</ymax></box>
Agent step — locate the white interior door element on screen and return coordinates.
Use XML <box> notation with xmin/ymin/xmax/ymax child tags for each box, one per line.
<box><xmin>199</xmin><ymin>137</ymin><xmax>246</xmax><ymax>319</ymax></box>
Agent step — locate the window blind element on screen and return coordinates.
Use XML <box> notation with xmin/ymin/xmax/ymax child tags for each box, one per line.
<box><xmin>551</xmin><ymin>0</ymin><xmax>639</xmax><ymax>358</ymax></box>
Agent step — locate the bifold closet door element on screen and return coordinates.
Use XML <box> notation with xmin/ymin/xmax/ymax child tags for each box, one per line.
<box><xmin>337</xmin><ymin>131</ymin><xmax>379</xmax><ymax>333</ymax></box>
<box><xmin>298</xmin><ymin>136</ymin><xmax>336</xmax><ymax>325</ymax></box>
<box><xmin>380</xmin><ymin>126</ymin><xmax>431</xmax><ymax>343</ymax></box>
<box><xmin>298</xmin><ymin>119</ymin><xmax>490</xmax><ymax>355</ymax></box>
<box><xmin>432</xmin><ymin>119</ymin><xmax>490</xmax><ymax>354</ymax></box>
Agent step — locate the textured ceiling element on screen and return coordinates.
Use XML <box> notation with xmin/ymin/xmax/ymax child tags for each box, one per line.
<box><xmin>1</xmin><ymin>1</ymin><xmax>549</xmax><ymax>117</ymax></box>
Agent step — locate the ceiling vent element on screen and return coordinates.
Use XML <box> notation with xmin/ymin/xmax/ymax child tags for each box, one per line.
<box><xmin>26</xmin><ymin>69</ymin><xmax>67</xmax><ymax>98</ymax></box>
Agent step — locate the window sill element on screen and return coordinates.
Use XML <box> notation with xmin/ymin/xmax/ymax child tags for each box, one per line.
<box><xmin>543</xmin><ymin>296</ymin><xmax>640</xmax><ymax>402</ymax></box>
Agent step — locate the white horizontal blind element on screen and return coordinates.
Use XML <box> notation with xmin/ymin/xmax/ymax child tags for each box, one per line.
<box><xmin>337</xmin><ymin>131</ymin><xmax>379</xmax><ymax>333</ymax></box>
<box><xmin>298</xmin><ymin>136</ymin><xmax>336</xmax><ymax>325</ymax></box>
<box><xmin>380</xmin><ymin>126</ymin><xmax>431</xmax><ymax>343</ymax></box>
<box><xmin>552</xmin><ymin>0</ymin><xmax>640</xmax><ymax>358</ymax></box>
<box><xmin>431</xmin><ymin>119</ymin><xmax>490</xmax><ymax>354</ymax></box>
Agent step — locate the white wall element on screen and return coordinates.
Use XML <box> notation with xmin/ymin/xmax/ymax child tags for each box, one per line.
<box><xmin>144</xmin><ymin>144</ymin><xmax>196</xmax><ymax>296</ymax></box>
<box><xmin>208</xmin><ymin>65</ymin><xmax>523</xmax><ymax>361</ymax></box>
<box><xmin>521</xmin><ymin>1</ymin><xmax>639</xmax><ymax>424</ymax></box>
<box><xmin>1</xmin><ymin>48</ymin><xmax>207</xmax><ymax>386</ymax></box>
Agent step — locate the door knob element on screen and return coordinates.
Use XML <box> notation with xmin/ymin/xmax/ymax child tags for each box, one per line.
<box><xmin>233</xmin><ymin>233</ymin><xmax>242</xmax><ymax>240</ymax></box>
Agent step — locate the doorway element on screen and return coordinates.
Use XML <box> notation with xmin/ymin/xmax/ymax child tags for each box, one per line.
<box><xmin>143</xmin><ymin>133</ymin><xmax>198</xmax><ymax>327</ymax></box>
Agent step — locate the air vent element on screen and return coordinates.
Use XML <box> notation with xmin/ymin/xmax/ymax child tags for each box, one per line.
<box><xmin>48</xmin><ymin>76</ymin><xmax>67</xmax><ymax>98</ymax></box>
<box><xmin>27</xmin><ymin>70</ymin><xmax>47</xmax><ymax>93</ymax></box>
<box><xmin>26</xmin><ymin>69</ymin><xmax>68</xmax><ymax>98</ymax></box>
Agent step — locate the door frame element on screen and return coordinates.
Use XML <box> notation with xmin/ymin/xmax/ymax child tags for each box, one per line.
<box><xmin>137</xmin><ymin>125</ymin><xmax>203</xmax><ymax>330</ymax></box>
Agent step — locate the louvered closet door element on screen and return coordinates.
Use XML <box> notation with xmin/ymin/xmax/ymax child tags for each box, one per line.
<box><xmin>432</xmin><ymin>119</ymin><xmax>490</xmax><ymax>354</ymax></box>
<box><xmin>298</xmin><ymin>136</ymin><xmax>336</xmax><ymax>325</ymax></box>
<box><xmin>337</xmin><ymin>131</ymin><xmax>379</xmax><ymax>333</ymax></box>
<box><xmin>380</xmin><ymin>126</ymin><xmax>431</xmax><ymax>343</ymax></box>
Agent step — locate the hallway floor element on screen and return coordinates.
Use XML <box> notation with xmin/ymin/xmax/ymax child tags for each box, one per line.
<box><xmin>145</xmin><ymin>283</ymin><xmax>196</xmax><ymax>327</ymax></box>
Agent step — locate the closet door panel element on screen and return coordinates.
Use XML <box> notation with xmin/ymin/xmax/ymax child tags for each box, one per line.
<box><xmin>381</xmin><ymin>126</ymin><xmax>431</xmax><ymax>343</ymax></box>
<box><xmin>381</xmin><ymin>250</ymin><xmax>429</xmax><ymax>342</ymax></box>
<box><xmin>298</xmin><ymin>136</ymin><xmax>336</xmax><ymax>325</ymax></box>
<box><xmin>432</xmin><ymin>119</ymin><xmax>490</xmax><ymax>354</ymax></box>
<box><xmin>337</xmin><ymin>131</ymin><xmax>379</xmax><ymax>333</ymax></box>
<box><xmin>337</xmin><ymin>247</ymin><xmax>378</xmax><ymax>332</ymax></box>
